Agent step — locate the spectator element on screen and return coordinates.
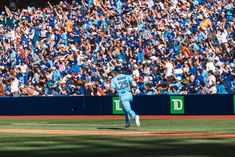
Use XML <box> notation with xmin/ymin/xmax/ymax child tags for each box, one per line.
<box><xmin>0</xmin><ymin>0</ymin><xmax>233</xmax><ymax>96</ymax></box>
<box><xmin>10</xmin><ymin>74</ymin><xmax>20</xmax><ymax>96</ymax></box>
<box><xmin>199</xmin><ymin>81</ymin><xmax>211</xmax><ymax>94</ymax></box>
<box><xmin>0</xmin><ymin>79</ymin><xmax>5</xmax><ymax>96</ymax></box>
<box><xmin>206</xmin><ymin>70</ymin><xmax>217</xmax><ymax>94</ymax></box>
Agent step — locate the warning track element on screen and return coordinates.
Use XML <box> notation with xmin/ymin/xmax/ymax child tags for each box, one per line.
<box><xmin>0</xmin><ymin>129</ymin><xmax>235</xmax><ymax>138</ymax></box>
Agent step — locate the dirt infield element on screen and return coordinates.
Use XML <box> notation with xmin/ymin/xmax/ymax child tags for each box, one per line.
<box><xmin>1</xmin><ymin>115</ymin><xmax>235</xmax><ymax>119</ymax></box>
<box><xmin>0</xmin><ymin>129</ymin><xmax>235</xmax><ymax>138</ymax></box>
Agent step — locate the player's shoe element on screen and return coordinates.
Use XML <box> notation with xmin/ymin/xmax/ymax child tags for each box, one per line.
<box><xmin>125</xmin><ymin>123</ymin><xmax>130</xmax><ymax>128</ymax></box>
<box><xmin>135</xmin><ymin>115</ymin><xmax>140</xmax><ymax>127</ymax></box>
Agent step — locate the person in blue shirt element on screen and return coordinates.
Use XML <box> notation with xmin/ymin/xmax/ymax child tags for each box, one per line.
<box><xmin>111</xmin><ymin>66</ymin><xmax>140</xmax><ymax>128</ymax></box>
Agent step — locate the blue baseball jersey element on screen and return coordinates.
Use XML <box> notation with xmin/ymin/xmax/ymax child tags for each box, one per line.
<box><xmin>111</xmin><ymin>74</ymin><xmax>133</xmax><ymax>96</ymax></box>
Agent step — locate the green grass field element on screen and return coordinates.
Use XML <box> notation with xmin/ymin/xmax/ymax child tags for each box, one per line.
<box><xmin>0</xmin><ymin>118</ymin><xmax>235</xmax><ymax>157</ymax></box>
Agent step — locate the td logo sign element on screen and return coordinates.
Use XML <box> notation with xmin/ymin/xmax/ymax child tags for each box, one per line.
<box><xmin>170</xmin><ymin>96</ymin><xmax>184</xmax><ymax>114</ymax></box>
<box><xmin>112</xmin><ymin>97</ymin><xmax>124</xmax><ymax>114</ymax></box>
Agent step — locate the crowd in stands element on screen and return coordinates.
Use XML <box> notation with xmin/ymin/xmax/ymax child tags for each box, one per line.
<box><xmin>0</xmin><ymin>0</ymin><xmax>234</xmax><ymax>96</ymax></box>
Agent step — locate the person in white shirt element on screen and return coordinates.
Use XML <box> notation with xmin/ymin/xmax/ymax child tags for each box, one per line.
<box><xmin>20</xmin><ymin>62</ymin><xmax>28</xmax><ymax>74</ymax></box>
<box><xmin>171</xmin><ymin>0</ymin><xmax>178</xmax><ymax>6</ymax></box>
<box><xmin>206</xmin><ymin>57</ymin><xmax>216</xmax><ymax>73</ymax></box>
<box><xmin>206</xmin><ymin>71</ymin><xmax>217</xmax><ymax>94</ymax></box>
<box><xmin>132</xmin><ymin>64</ymin><xmax>140</xmax><ymax>81</ymax></box>
<box><xmin>165</xmin><ymin>60</ymin><xmax>174</xmax><ymax>77</ymax></box>
<box><xmin>216</xmin><ymin>28</ymin><xmax>228</xmax><ymax>45</ymax></box>
<box><xmin>146</xmin><ymin>0</ymin><xmax>154</xmax><ymax>9</ymax></box>
<box><xmin>10</xmin><ymin>75</ymin><xmax>19</xmax><ymax>96</ymax></box>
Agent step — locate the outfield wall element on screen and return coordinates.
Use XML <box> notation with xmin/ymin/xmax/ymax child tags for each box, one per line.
<box><xmin>0</xmin><ymin>95</ymin><xmax>234</xmax><ymax>115</ymax></box>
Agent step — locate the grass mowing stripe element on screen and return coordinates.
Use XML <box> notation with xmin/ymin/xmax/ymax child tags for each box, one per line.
<box><xmin>0</xmin><ymin>119</ymin><xmax>234</xmax><ymax>133</ymax></box>
<box><xmin>11</xmin><ymin>123</ymin><xmax>123</xmax><ymax>127</ymax></box>
<box><xmin>0</xmin><ymin>133</ymin><xmax>235</xmax><ymax>157</ymax></box>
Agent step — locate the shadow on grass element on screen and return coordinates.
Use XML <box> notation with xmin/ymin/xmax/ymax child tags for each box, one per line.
<box><xmin>0</xmin><ymin>135</ymin><xmax>235</xmax><ymax>157</ymax></box>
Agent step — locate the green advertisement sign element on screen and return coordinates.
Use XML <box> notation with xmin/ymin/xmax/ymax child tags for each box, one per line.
<box><xmin>234</xmin><ymin>95</ymin><xmax>235</xmax><ymax>114</ymax></box>
<box><xmin>170</xmin><ymin>96</ymin><xmax>184</xmax><ymax>114</ymax></box>
<box><xmin>112</xmin><ymin>97</ymin><xmax>124</xmax><ymax>114</ymax></box>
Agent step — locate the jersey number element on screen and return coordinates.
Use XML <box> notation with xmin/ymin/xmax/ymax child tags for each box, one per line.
<box><xmin>118</xmin><ymin>80</ymin><xmax>128</xmax><ymax>90</ymax></box>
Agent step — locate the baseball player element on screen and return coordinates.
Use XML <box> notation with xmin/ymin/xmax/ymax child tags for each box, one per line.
<box><xmin>111</xmin><ymin>66</ymin><xmax>140</xmax><ymax>128</ymax></box>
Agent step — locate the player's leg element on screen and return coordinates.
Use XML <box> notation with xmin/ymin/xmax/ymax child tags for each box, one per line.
<box><xmin>122</xmin><ymin>100</ymin><xmax>136</xmax><ymax>120</ymax></box>
<box><xmin>121</xmin><ymin>94</ymin><xmax>136</xmax><ymax>118</ymax></box>
<box><xmin>122</xmin><ymin>100</ymin><xmax>140</xmax><ymax>127</ymax></box>
<box><xmin>122</xmin><ymin>107</ymin><xmax>130</xmax><ymax>128</ymax></box>
<box><xmin>121</xmin><ymin>93</ymin><xmax>140</xmax><ymax>126</ymax></box>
